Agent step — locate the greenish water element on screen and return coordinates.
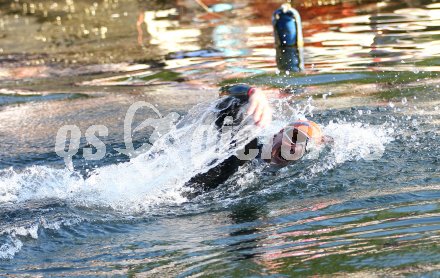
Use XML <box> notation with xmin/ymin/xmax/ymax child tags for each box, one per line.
<box><xmin>0</xmin><ymin>0</ymin><xmax>440</xmax><ymax>276</ymax></box>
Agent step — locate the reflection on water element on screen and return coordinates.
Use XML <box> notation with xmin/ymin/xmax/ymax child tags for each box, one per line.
<box><xmin>0</xmin><ymin>0</ymin><xmax>439</xmax><ymax>72</ymax></box>
<box><xmin>276</xmin><ymin>47</ymin><xmax>304</xmax><ymax>72</ymax></box>
<box><xmin>0</xmin><ymin>0</ymin><xmax>440</xmax><ymax>276</ymax></box>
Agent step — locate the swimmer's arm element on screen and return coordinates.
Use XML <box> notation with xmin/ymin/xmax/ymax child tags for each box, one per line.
<box><xmin>248</xmin><ymin>89</ymin><xmax>272</xmax><ymax>128</ymax></box>
<box><xmin>220</xmin><ymin>84</ymin><xmax>272</xmax><ymax>128</ymax></box>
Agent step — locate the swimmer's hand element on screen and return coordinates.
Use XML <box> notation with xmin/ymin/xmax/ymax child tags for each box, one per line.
<box><xmin>247</xmin><ymin>89</ymin><xmax>272</xmax><ymax>128</ymax></box>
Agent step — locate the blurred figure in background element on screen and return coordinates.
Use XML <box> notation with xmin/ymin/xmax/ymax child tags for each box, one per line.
<box><xmin>272</xmin><ymin>3</ymin><xmax>304</xmax><ymax>72</ymax></box>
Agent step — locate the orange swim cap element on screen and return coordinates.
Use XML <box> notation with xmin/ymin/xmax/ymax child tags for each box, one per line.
<box><xmin>290</xmin><ymin>120</ymin><xmax>323</xmax><ymax>144</ymax></box>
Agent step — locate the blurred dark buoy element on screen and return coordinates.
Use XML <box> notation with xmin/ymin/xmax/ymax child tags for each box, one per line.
<box><xmin>273</xmin><ymin>3</ymin><xmax>304</xmax><ymax>72</ymax></box>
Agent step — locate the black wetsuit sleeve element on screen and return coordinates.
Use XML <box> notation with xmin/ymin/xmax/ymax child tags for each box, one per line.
<box><xmin>184</xmin><ymin>137</ymin><xmax>258</xmax><ymax>196</ymax></box>
<box><xmin>184</xmin><ymin>85</ymin><xmax>258</xmax><ymax>196</ymax></box>
<box><xmin>214</xmin><ymin>84</ymin><xmax>254</xmax><ymax>129</ymax></box>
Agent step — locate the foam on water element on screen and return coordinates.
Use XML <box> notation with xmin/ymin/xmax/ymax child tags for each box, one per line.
<box><xmin>0</xmin><ymin>99</ymin><xmax>255</xmax><ymax>209</ymax></box>
<box><xmin>219</xmin><ymin>121</ymin><xmax>395</xmax><ymax>201</ymax></box>
<box><xmin>0</xmin><ymin>98</ymin><xmax>261</xmax><ymax>259</ymax></box>
<box><xmin>0</xmin><ymin>98</ymin><xmax>395</xmax><ymax>260</ymax></box>
<box><xmin>310</xmin><ymin>120</ymin><xmax>395</xmax><ymax>174</ymax></box>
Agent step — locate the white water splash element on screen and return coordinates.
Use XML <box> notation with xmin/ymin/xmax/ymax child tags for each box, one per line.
<box><xmin>0</xmin><ymin>236</ymin><xmax>23</xmax><ymax>260</ymax></box>
<box><xmin>0</xmin><ymin>216</ymin><xmax>83</xmax><ymax>260</ymax></box>
<box><xmin>0</xmin><ymin>99</ymin><xmax>260</xmax><ymax>211</ymax></box>
<box><xmin>308</xmin><ymin>121</ymin><xmax>394</xmax><ymax>175</ymax></box>
<box><xmin>0</xmin><ymin>98</ymin><xmax>394</xmax><ymax>260</ymax></box>
<box><xmin>222</xmin><ymin>121</ymin><xmax>395</xmax><ymax>197</ymax></box>
<box><xmin>0</xmin><ymin>98</ymin><xmax>263</xmax><ymax>259</ymax></box>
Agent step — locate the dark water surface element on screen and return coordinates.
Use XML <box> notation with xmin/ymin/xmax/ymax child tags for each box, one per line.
<box><xmin>1</xmin><ymin>0</ymin><xmax>440</xmax><ymax>276</ymax></box>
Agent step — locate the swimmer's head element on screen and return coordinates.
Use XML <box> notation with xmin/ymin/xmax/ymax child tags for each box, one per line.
<box><xmin>268</xmin><ymin>120</ymin><xmax>322</xmax><ymax>167</ymax></box>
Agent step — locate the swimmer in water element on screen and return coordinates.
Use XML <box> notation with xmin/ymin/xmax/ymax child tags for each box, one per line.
<box><xmin>185</xmin><ymin>84</ymin><xmax>329</xmax><ymax>194</ymax></box>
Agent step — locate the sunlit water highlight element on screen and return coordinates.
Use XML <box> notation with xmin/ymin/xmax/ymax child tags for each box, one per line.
<box><xmin>0</xmin><ymin>0</ymin><xmax>439</xmax><ymax>276</ymax></box>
